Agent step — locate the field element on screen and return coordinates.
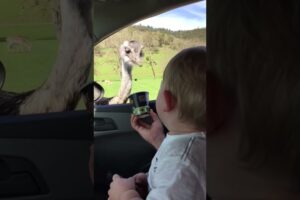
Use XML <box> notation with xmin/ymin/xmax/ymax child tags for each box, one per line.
<box><xmin>0</xmin><ymin>40</ymin><xmax>57</xmax><ymax>92</ymax></box>
<box><xmin>0</xmin><ymin>0</ymin><xmax>57</xmax><ymax>92</ymax></box>
<box><xmin>94</xmin><ymin>26</ymin><xmax>206</xmax><ymax>101</ymax></box>
<box><xmin>0</xmin><ymin>39</ymin><xmax>90</xmax><ymax>109</ymax></box>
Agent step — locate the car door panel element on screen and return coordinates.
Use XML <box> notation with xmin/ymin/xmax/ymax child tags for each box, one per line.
<box><xmin>94</xmin><ymin>101</ymin><xmax>157</xmax><ymax>199</ymax></box>
<box><xmin>0</xmin><ymin>111</ymin><xmax>94</xmax><ymax>200</ymax></box>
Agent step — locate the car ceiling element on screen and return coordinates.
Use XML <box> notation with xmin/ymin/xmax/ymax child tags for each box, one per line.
<box><xmin>0</xmin><ymin>0</ymin><xmax>201</xmax><ymax>43</ymax></box>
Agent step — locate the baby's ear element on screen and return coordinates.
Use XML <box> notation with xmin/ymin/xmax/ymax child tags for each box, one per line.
<box><xmin>163</xmin><ymin>90</ymin><xmax>176</xmax><ymax>112</ymax></box>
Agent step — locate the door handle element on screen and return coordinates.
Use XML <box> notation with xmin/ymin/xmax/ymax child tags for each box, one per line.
<box><xmin>94</xmin><ymin>118</ymin><xmax>117</xmax><ymax>131</ymax></box>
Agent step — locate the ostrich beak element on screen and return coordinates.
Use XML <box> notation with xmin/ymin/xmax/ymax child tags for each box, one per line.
<box><xmin>136</xmin><ymin>57</ymin><xmax>144</xmax><ymax>66</ymax></box>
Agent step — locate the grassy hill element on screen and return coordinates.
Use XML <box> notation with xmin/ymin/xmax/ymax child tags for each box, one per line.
<box><xmin>132</xmin><ymin>25</ymin><xmax>206</xmax><ymax>41</ymax></box>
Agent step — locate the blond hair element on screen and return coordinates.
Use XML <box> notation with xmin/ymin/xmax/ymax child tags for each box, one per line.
<box><xmin>163</xmin><ymin>46</ymin><xmax>206</xmax><ymax>129</ymax></box>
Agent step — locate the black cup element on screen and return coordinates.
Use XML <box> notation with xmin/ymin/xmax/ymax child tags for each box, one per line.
<box><xmin>128</xmin><ymin>92</ymin><xmax>150</xmax><ymax>116</ymax></box>
<box><xmin>128</xmin><ymin>92</ymin><xmax>153</xmax><ymax>125</ymax></box>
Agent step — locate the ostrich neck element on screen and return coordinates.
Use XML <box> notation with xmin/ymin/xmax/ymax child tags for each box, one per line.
<box><xmin>118</xmin><ymin>60</ymin><xmax>132</xmax><ymax>101</ymax></box>
<box><xmin>20</xmin><ymin>0</ymin><xmax>92</xmax><ymax>114</ymax></box>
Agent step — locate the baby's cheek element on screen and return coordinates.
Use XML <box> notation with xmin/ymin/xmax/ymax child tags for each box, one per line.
<box><xmin>155</xmin><ymin>100</ymin><xmax>163</xmax><ymax>118</ymax></box>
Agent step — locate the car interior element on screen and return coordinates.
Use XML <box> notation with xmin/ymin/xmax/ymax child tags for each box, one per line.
<box><xmin>0</xmin><ymin>111</ymin><xmax>94</xmax><ymax>200</ymax></box>
<box><xmin>0</xmin><ymin>0</ymin><xmax>201</xmax><ymax>199</ymax></box>
<box><xmin>2</xmin><ymin>0</ymin><xmax>295</xmax><ymax>199</ymax></box>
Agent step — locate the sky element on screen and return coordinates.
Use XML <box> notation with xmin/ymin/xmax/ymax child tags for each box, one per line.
<box><xmin>134</xmin><ymin>0</ymin><xmax>206</xmax><ymax>31</ymax></box>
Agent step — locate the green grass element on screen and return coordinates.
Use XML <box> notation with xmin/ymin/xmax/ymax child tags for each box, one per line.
<box><xmin>98</xmin><ymin>78</ymin><xmax>162</xmax><ymax>100</ymax></box>
<box><xmin>94</xmin><ymin>47</ymin><xmax>178</xmax><ymax>100</ymax></box>
<box><xmin>0</xmin><ymin>40</ymin><xmax>58</xmax><ymax>92</ymax></box>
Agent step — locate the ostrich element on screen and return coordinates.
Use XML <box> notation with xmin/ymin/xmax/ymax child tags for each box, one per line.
<box><xmin>0</xmin><ymin>0</ymin><xmax>93</xmax><ymax>115</ymax></box>
<box><xmin>97</xmin><ymin>40</ymin><xmax>144</xmax><ymax>105</ymax></box>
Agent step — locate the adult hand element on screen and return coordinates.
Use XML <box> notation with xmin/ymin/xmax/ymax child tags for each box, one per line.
<box><xmin>131</xmin><ymin>110</ymin><xmax>165</xmax><ymax>149</ymax></box>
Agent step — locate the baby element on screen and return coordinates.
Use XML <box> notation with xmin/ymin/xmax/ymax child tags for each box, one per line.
<box><xmin>108</xmin><ymin>46</ymin><xmax>206</xmax><ymax>200</ymax></box>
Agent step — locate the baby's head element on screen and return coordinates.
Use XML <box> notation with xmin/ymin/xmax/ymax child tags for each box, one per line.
<box><xmin>156</xmin><ymin>46</ymin><xmax>206</xmax><ymax>132</ymax></box>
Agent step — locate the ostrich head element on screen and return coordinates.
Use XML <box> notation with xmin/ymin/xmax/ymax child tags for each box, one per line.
<box><xmin>120</xmin><ymin>40</ymin><xmax>144</xmax><ymax>67</ymax></box>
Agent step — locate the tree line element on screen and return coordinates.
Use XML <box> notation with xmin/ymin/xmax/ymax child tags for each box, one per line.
<box><xmin>95</xmin><ymin>25</ymin><xmax>206</xmax><ymax>55</ymax></box>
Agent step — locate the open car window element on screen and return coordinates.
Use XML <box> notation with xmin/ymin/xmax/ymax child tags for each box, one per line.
<box><xmin>0</xmin><ymin>1</ymin><xmax>57</xmax><ymax>93</ymax></box>
<box><xmin>94</xmin><ymin>1</ymin><xmax>206</xmax><ymax>105</ymax></box>
<box><xmin>0</xmin><ymin>0</ymin><xmax>93</xmax><ymax>115</ymax></box>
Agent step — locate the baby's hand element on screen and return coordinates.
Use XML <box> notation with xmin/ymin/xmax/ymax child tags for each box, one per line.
<box><xmin>131</xmin><ymin>110</ymin><xmax>165</xmax><ymax>149</ymax></box>
<box><xmin>108</xmin><ymin>174</ymin><xmax>135</xmax><ymax>200</ymax></box>
<box><xmin>120</xmin><ymin>190</ymin><xmax>142</xmax><ymax>200</ymax></box>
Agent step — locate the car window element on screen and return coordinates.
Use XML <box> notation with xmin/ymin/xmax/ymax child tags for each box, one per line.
<box><xmin>0</xmin><ymin>0</ymin><xmax>92</xmax><ymax>115</ymax></box>
<box><xmin>0</xmin><ymin>1</ymin><xmax>56</xmax><ymax>93</ymax></box>
<box><xmin>94</xmin><ymin>1</ymin><xmax>206</xmax><ymax>104</ymax></box>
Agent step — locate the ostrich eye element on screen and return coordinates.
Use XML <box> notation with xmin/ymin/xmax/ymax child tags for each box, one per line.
<box><xmin>125</xmin><ymin>48</ymin><xmax>131</xmax><ymax>54</ymax></box>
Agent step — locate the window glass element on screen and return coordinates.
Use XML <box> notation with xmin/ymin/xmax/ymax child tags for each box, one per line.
<box><xmin>0</xmin><ymin>1</ymin><xmax>57</xmax><ymax>93</ymax></box>
<box><xmin>94</xmin><ymin>1</ymin><xmax>206</xmax><ymax>104</ymax></box>
<box><xmin>0</xmin><ymin>0</ymin><xmax>92</xmax><ymax>115</ymax></box>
